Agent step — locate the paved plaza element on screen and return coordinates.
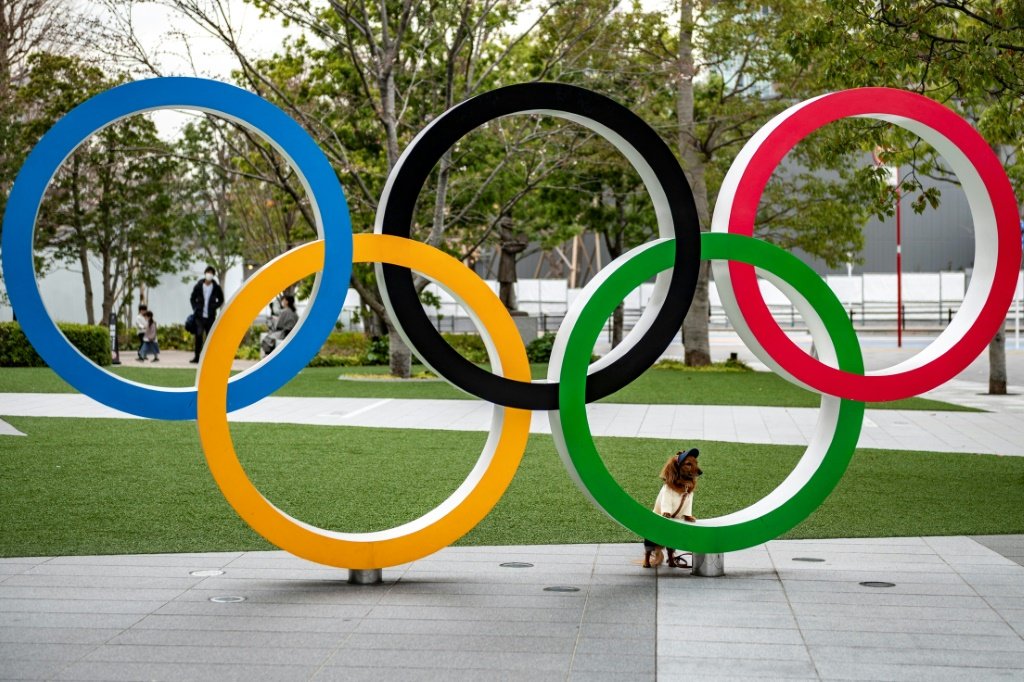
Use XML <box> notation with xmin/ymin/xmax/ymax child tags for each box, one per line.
<box><xmin>1</xmin><ymin>536</ymin><xmax>1023</xmax><ymax>681</ymax></box>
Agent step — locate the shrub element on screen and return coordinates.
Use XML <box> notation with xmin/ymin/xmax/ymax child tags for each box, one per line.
<box><xmin>156</xmin><ymin>324</ymin><xmax>192</xmax><ymax>351</ymax></box>
<box><xmin>364</xmin><ymin>335</ymin><xmax>389</xmax><ymax>365</ymax></box>
<box><xmin>322</xmin><ymin>331</ymin><xmax>369</xmax><ymax>359</ymax></box>
<box><xmin>441</xmin><ymin>333</ymin><xmax>489</xmax><ymax>363</ymax></box>
<box><xmin>0</xmin><ymin>321</ymin><xmax>110</xmax><ymax>367</ymax></box>
<box><xmin>526</xmin><ymin>334</ymin><xmax>556</xmax><ymax>363</ymax></box>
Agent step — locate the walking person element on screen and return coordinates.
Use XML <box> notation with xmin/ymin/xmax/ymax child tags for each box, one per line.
<box><xmin>189</xmin><ymin>266</ymin><xmax>224</xmax><ymax>364</ymax></box>
<box><xmin>134</xmin><ymin>304</ymin><xmax>148</xmax><ymax>360</ymax></box>
<box><xmin>138</xmin><ymin>311</ymin><xmax>160</xmax><ymax>362</ymax></box>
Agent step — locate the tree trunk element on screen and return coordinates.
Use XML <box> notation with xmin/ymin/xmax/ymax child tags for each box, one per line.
<box><xmin>388</xmin><ymin>325</ymin><xmax>411</xmax><ymax>378</ymax></box>
<box><xmin>677</xmin><ymin>0</ymin><xmax>712</xmax><ymax>367</ymax></box>
<box><xmin>78</xmin><ymin>243</ymin><xmax>95</xmax><ymax>325</ymax></box>
<box><xmin>989</xmin><ymin>320</ymin><xmax>1007</xmax><ymax>395</ymax></box>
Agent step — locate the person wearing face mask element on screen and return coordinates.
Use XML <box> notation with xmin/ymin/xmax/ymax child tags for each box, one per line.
<box><xmin>189</xmin><ymin>265</ymin><xmax>225</xmax><ymax>363</ymax></box>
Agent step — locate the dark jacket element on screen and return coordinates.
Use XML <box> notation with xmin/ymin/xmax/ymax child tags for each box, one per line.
<box><xmin>190</xmin><ymin>279</ymin><xmax>225</xmax><ymax>320</ymax></box>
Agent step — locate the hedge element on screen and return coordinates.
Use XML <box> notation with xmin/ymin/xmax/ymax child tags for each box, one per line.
<box><xmin>0</xmin><ymin>321</ymin><xmax>111</xmax><ymax>367</ymax></box>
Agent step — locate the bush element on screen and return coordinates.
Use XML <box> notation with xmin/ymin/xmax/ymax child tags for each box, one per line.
<box><xmin>526</xmin><ymin>334</ymin><xmax>556</xmax><ymax>363</ymax></box>
<box><xmin>0</xmin><ymin>321</ymin><xmax>110</xmax><ymax>367</ymax></box>
<box><xmin>441</xmin><ymin>333</ymin><xmax>489</xmax><ymax>364</ymax></box>
<box><xmin>156</xmin><ymin>324</ymin><xmax>192</xmax><ymax>351</ymax></box>
<box><xmin>322</xmin><ymin>331</ymin><xmax>369</xmax><ymax>358</ymax></box>
<box><xmin>364</xmin><ymin>335</ymin><xmax>389</xmax><ymax>365</ymax></box>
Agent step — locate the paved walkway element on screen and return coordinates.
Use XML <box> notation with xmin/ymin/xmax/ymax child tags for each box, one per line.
<box><xmin>1</xmin><ymin>536</ymin><xmax>1022</xmax><ymax>681</ymax></box>
<box><xmin>3</xmin><ymin>392</ymin><xmax>1024</xmax><ymax>456</ymax></box>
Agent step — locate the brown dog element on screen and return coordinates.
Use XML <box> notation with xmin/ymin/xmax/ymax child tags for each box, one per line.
<box><xmin>643</xmin><ymin>448</ymin><xmax>702</xmax><ymax>568</ymax></box>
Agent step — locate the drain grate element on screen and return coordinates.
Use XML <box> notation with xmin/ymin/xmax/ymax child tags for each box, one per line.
<box><xmin>209</xmin><ymin>595</ymin><xmax>246</xmax><ymax>603</ymax></box>
<box><xmin>543</xmin><ymin>586</ymin><xmax>580</xmax><ymax>592</ymax></box>
<box><xmin>792</xmin><ymin>557</ymin><xmax>825</xmax><ymax>562</ymax></box>
<box><xmin>499</xmin><ymin>562</ymin><xmax>534</xmax><ymax>568</ymax></box>
<box><xmin>859</xmin><ymin>581</ymin><xmax>896</xmax><ymax>588</ymax></box>
<box><xmin>189</xmin><ymin>570</ymin><xmax>224</xmax><ymax>577</ymax></box>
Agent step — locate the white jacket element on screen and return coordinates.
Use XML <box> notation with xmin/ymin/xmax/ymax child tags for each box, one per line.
<box><xmin>653</xmin><ymin>484</ymin><xmax>693</xmax><ymax>519</ymax></box>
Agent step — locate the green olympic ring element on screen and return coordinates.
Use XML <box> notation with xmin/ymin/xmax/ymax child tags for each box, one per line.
<box><xmin>549</xmin><ymin>232</ymin><xmax>865</xmax><ymax>554</ymax></box>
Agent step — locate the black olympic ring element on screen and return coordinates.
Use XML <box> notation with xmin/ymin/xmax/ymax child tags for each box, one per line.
<box><xmin>376</xmin><ymin>82</ymin><xmax>700</xmax><ymax>410</ymax></box>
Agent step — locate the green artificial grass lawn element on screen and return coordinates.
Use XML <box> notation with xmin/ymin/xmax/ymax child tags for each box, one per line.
<box><xmin>1</xmin><ymin>416</ymin><xmax>1021</xmax><ymax>557</ymax></box>
<box><xmin>0</xmin><ymin>365</ymin><xmax>975</xmax><ymax>411</ymax></box>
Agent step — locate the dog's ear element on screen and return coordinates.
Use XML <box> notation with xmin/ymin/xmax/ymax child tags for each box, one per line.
<box><xmin>659</xmin><ymin>456</ymin><xmax>678</xmax><ymax>483</ymax></box>
<box><xmin>697</xmin><ymin>467</ymin><xmax>703</xmax><ymax>476</ymax></box>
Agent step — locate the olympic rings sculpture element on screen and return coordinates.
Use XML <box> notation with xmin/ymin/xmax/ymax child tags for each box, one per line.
<box><xmin>2</xmin><ymin>78</ymin><xmax>1019</xmax><ymax>569</ymax></box>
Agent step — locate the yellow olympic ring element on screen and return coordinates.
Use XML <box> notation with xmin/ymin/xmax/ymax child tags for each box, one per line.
<box><xmin>196</xmin><ymin>234</ymin><xmax>531</xmax><ymax>569</ymax></box>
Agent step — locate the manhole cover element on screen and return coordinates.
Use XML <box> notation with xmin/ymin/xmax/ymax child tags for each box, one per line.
<box><xmin>543</xmin><ymin>586</ymin><xmax>580</xmax><ymax>592</ymax></box>
<box><xmin>499</xmin><ymin>562</ymin><xmax>534</xmax><ymax>568</ymax></box>
<box><xmin>190</xmin><ymin>570</ymin><xmax>224</xmax><ymax>577</ymax></box>
<box><xmin>209</xmin><ymin>595</ymin><xmax>246</xmax><ymax>603</ymax></box>
<box><xmin>792</xmin><ymin>557</ymin><xmax>825</xmax><ymax>562</ymax></box>
<box><xmin>859</xmin><ymin>581</ymin><xmax>896</xmax><ymax>588</ymax></box>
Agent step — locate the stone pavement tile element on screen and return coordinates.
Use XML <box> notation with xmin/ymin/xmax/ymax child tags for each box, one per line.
<box><xmin>567</xmin><ymin>673</ymin><xmax>654</xmax><ymax>682</ymax></box>
<box><xmin>108</xmin><ymin>628</ymin><xmax>345</xmax><ymax>649</ymax></box>
<box><xmin>366</xmin><ymin>604</ymin><xmax>583</xmax><ymax>622</ymax></box>
<box><xmin>784</xmin><ymin>590</ymin><xmax>990</xmax><ymax>608</ymax></box>
<box><xmin>22</xmin><ymin>563</ymin><xmax>222</xmax><ymax>579</ymax></box>
<box><xmin>187</xmin><ymin>567</ymin><xmax>358</xmax><ymax>582</ymax></box>
<box><xmin>0</xmin><ymin>585</ymin><xmax>186</xmax><ymax>602</ymax></box>
<box><xmin>0</xmin><ymin>598</ymin><xmax>165</xmax><ymax>615</ymax></box>
<box><xmin>131</xmin><ymin>614</ymin><xmax>360</xmax><ymax>633</ymax></box>
<box><xmin>81</xmin><ymin>644</ymin><xmax>332</xmax><ymax>666</ymax></box>
<box><xmin>661</xmin><ymin>599</ymin><xmax>793</xmax><ymax>617</ymax></box>
<box><xmin>789</xmin><ymin>602</ymin><xmax>1003</xmax><ymax>621</ymax></box>
<box><xmin>663</xmin><ymin>587</ymin><xmax>789</xmax><ymax>603</ymax></box>
<box><xmin>669</xmin><ymin>641</ymin><xmax>811</xmax><ymax>662</ymax></box>
<box><xmin>376</xmin><ymin>592</ymin><xmax>584</xmax><ymax>609</ymax></box>
<box><xmin>313</xmin><ymin>668</ymin><xmax>565</xmax><ymax>682</ymax></box>
<box><xmin>152</xmin><ymin>601</ymin><xmax>373</xmax><ymax>619</ymax></box>
<box><xmin>53</xmin><ymin>661</ymin><xmax>317</xmax><ymax>682</ymax></box>
<box><xmin>801</xmin><ymin>628</ymin><xmax>1024</xmax><ymax>651</ymax></box>
<box><xmin>46</xmin><ymin>553</ymin><xmax>241</xmax><ymax>567</ymax></box>
<box><xmin>574</xmin><ymin>636</ymin><xmax>655</xmax><ymax>656</ymax></box>
<box><xmin>1</xmin><ymin>573</ymin><xmax>200</xmax><ymax>589</ymax></box>
<box><xmin>660</xmin><ymin>626</ymin><xmax>803</xmax><ymax>645</ymax></box>
<box><xmin>0</xmin><ymin>627</ymin><xmax>120</xmax><ymax>645</ymax></box>
<box><xmin>0</xmin><ymin>557</ymin><xmax>52</xmax><ymax>565</ymax></box>
<box><xmin>809</xmin><ymin>644</ymin><xmax>1024</xmax><ymax>668</ymax></box>
<box><xmin>781</xmin><ymin>578</ymin><xmax>976</xmax><ymax>596</ymax></box>
<box><xmin>569</xmin><ymin>651</ymin><xmax>654</xmax><ymax>673</ymax></box>
<box><xmin>324</xmin><ymin>647</ymin><xmax>569</xmax><ymax>672</ymax></box>
<box><xmin>578</xmin><ymin>621</ymin><xmax>653</xmax><ymax>640</ymax></box>
<box><xmin>658</xmin><ymin>656</ymin><xmax>818</xmax><ymax>679</ymax></box>
<box><xmin>343</xmin><ymin>632</ymin><xmax>576</xmax><ymax>654</ymax></box>
<box><xmin>776</xmin><ymin>569</ymin><xmax>966</xmax><ymax>584</ymax></box>
<box><xmin>0</xmin><ymin>612</ymin><xmax>144</xmax><ymax>630</ymax></box>
<box><xmin>0</xmin><ymin>641</ymin><xmax>96</xmax><ymax>661</ymax></box>
<box><xmin>659</xmin><ymin>611</ymin><xmax>797</xmax><ymax>629</ymax></box>
<box><xmin>176</xmin><ymin>583</ymin><xmax>381</xmax><ymax>604</ymax></box>
<box><xmin>0</xmin><ymin>659</ymin><xmax>69</xmax><ymax>680</ymax></box>
<box><xmin>812</xmin><ymin>661</ymin><xmax>1024</xmax><ymax>681</ymax></box>
<box><xmin>795</xmin><ymin>614</ymin><xmax>1019</xmax><ymax>637</ymax></box>
<box><xmin>354</xmin><ymin>617</ymin><xmax>579</xmax><ymax>638</ymax></box>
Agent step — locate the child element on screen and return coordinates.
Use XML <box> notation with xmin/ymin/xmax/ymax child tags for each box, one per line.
<box><xmin>134</xmin><ymin>304</ymin><xmax>148</xmax><ymax>360</ymax></box>
<box><xmin>138</xmin><ymin>310</ymin><xmax>160</xmax><ymax>362</ymax></box>
<box><xmin>643</xmin><ymin>448</ymin><xmax>702</xmax><ymax>568</ymax></box>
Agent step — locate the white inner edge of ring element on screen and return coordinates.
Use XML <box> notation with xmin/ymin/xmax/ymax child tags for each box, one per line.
<box><xmin>374</xmin><ymin>108</ymin><xmax>681</xmax><ymax>389</ymax></box>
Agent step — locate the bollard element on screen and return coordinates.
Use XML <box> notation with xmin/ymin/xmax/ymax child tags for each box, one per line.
<box><xmin>347</xmin><ymin>568</ymin><xmax>382</xmax><ymax>585</ymax></box>
<box><xmin>692</xmin><ymin>553</ymin><xmax>724</xmax><ymax>577</ymax></box>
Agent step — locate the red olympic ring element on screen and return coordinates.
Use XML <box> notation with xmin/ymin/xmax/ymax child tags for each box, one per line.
<box><xmin>713</xmin><ymin>88</ymin><xmax>1022</xmax><ymax>402</ymax></box>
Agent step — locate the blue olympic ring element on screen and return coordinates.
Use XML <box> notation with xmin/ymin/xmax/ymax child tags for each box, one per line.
<box><xmin>0</xmin><ymin>78</ymin><xmax>353</xmax><ymax>420</ymax></box>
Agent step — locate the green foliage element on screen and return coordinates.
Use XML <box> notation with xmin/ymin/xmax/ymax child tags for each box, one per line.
<box><xmin>0</xmin><ymin>322</ymin><xmax>109</xmax><ymax>367</ymax></box>
<box><xmin>526</xmin><ymin>334</ymin><xmax>556</xmax><ymax>363</ymax></box>
<box><xmin>441</xmin><ymin>333</ymin><xmax>489</xmax><ymax>364</ymax></box>
<box><xmin>364</xmin><ymin>335</ymin><xmax>390</xmax><ymax>366</ymax></box>
<box><xmin>156</xmin><ymin>324</ymin><xmax>192</xmax><ymax>351</ymax></box>
<box><xmin>653</xmin><ymin>358</ymin><xmax>752</xmax><ymax>372</ymax></box>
